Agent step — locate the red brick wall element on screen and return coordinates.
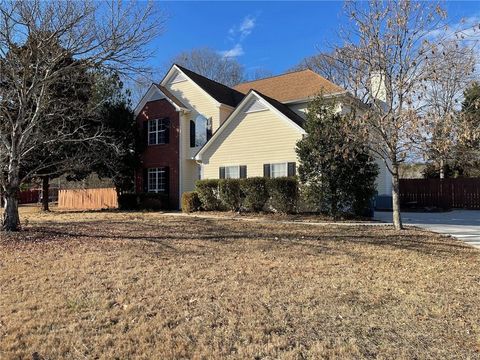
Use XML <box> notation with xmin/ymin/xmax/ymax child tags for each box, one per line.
<box><xmin>135</xmin><ymin>99</ymin><xmax>180</xmax><ymax>209</ymax></box>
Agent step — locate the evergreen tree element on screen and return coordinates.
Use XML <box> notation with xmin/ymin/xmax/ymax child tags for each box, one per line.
<box><xmin>296</xmin><ymin>96</ymin><xmax>378</xmax><ymax>218</ymax></box>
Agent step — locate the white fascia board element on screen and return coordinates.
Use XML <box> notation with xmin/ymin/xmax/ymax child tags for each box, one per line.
<box><xmin>134</xmin><ymin>83</ymin><xmax>187</xmax><ymax>116</ymax></box>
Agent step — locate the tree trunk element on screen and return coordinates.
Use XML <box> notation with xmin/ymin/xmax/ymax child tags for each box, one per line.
<box><xmin>2</xmin><ymin>187</ymin><xmax>20</xmax><ymax>231</ymax></box>
<box><xmin>391</xmin><ymin>163</ymin><xmax>403</xmax><ymax>230</ymax></box>
<box><xmin>41</xmin><ymin>176</ymin><xmax>50</xmax><ymax>212</ymax></box>
<box><xmin>439</xmin><ymin>158</ymin><xmax>445</xmax><ymax>180</ymax></box>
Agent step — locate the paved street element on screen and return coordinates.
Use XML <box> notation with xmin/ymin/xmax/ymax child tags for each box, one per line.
<box><xmin>375</xmin><ymin>210</ymin><xmax>480</xmax><ymax>249</ymax></box>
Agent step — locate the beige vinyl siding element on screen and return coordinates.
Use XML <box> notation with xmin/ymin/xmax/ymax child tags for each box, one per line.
<box><xmin>288</xmin><ymin>100</ymin><xmax>345</xmax><ymax>119</ymax></box>
<box><xmin>166</xmin><ymin>78</ymin><xmax>222</xmax><ymax>132</ymax></box>
<box><xmin>375</xmin><ymin>158</ymin><xmax>392</xmax><ymax>196</ymax></box>
<box><xmin>201</xmin><ymin>109</ymin><xmax>303</xmax><ymax>179</ymax></box>
<box><xmin>165</xmin><ymin>73</ymin><xmax>221</xmax><ymax>201</ymax></box>
<box><xmin>288</xmin><ymin>102</ymin><xmax>308</xmax><ymax>119</ymax></box>
<box><xmin>178</xmin><ymin>111</ymin><xmax>201</xmax><ymax>197</ymax></box>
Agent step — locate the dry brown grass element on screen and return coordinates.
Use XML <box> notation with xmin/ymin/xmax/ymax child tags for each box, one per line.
<box><xmin>1</xmin><ymin>207</ymin><xmax>479</xmax><ymax>359</ymax></box>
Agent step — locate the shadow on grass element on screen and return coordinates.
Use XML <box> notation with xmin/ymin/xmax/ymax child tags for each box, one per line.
<box><xmin>3</xmin><ymin>215</ymin><xmax>474</xmax><ymax>261</ymax></box>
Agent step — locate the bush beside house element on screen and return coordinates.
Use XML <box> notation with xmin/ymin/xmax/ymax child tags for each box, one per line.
<box><xmin>190</xmin><ymin>177</ymin><xmax>299</xmax><ymax>214</ymax></box>
<box><xmin>118</xmin><ymin>193</ymin><xmax>169</xmax><ymax>210</ymax></box>
<box><xmin>181</xmin><ymin>191</ymin><xmax>201</xmax><ymax>213</ymax></box>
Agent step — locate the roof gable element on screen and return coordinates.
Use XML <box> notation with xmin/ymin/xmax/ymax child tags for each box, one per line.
<box><xmin>195</xmin><ymin>90</ymin><xmax>305</xmax><ymax>161</ymax></box>
<box><xmin>134</xmin><ymin>83</ymin><xmax>187</xmax><ymax>116</ymax></box>
<box><xmin>234</xmin><ymin>69</ymin><xmax>345</xmax><ymax>102</ymax></box>
<box><xmin>162</xmin><ymin>64</ymin><xmax>245</xmax><ymax>108</ymax></box>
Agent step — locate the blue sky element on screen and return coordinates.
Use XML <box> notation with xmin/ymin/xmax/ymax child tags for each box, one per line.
<box><xmin>151</xmin><ymin>1</ymin><xmax>480</xmax><ymax>78</ymax></box>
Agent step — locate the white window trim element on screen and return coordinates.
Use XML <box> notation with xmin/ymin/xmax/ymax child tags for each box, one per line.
<box><xmin>148</xmin><ymin>168</ymin><xmax>167</xmax><ymax>193</ymax></box>
<box><xmin>148</xmin><ymin>118</ymin><xmax>168</xmax><ymax>145</ymax></box>
<box><xmin>270</xmin><ymin>162</ymin><xmax>288</xmax><ymax>178</ymax></box>
<box><xmin>224</xmin><ymin>165</ymin><xmax>240</xmax><ymax>179</ymax></box>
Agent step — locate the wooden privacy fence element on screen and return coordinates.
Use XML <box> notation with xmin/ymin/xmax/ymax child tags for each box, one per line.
<box><xmin>19</xmin><ymin>189</ymin><xmax>41</xmax><ymax>204</ymax></box>
<box><xmin>400</xmin><ymin>178</ymin><xmax>480</xmax><ymax>209</ymax></box>
<box><xmin>58</xmin><ymin>188</ymin><xmax>118</xmax><ymax>210</ymax></box>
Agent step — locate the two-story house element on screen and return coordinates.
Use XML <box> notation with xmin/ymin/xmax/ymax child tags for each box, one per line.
<box><xmin>134</xmin><ymin>64</ymin><xmax>392</xmax><ymax>209</ymax></box>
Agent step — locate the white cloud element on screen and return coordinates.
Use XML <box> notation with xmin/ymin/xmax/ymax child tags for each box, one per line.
<box><xmin>239</xmin><ymin>16</ymin><xmax>256</xmax><ymax>38</ymax></box>
<box><xmin>220</xmin><ymin>14</ymin><xmax>259</xmax><ymax>58</ymax></box>
<box><xmin>427</xmin><ymin>15</ymin><xmax>480</xmax><ymax>41</ymax></box>
<box><xmin>220</xmin><ymin>44</ymin><xmax>244</xmax><ymax>58</ymax></box>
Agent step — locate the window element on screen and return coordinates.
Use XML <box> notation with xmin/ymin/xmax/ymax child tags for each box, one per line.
<box><xmin>219</xmin><ymin>165</ymin><xmax>247</xmax><ymax>179</ymax></box>
<box><xmin>190</xmin><ymin>120</ymin><xmax>196</xmax><ymax>147</ymax></box>
<box><xmin>271</xmin><ymin>163</ymin><xmax>287</xmax><ymax>178</ymax></box>
<box><xmin>190</xmin><ymin>115</ymin><xmax>212</xmax><ymax>147</ymax></box>
<box><xmin>148</xmin><ymin>118</ymin><xmax>169</xmax><ymax>145</ymax></box>
<box><xmin>225</xmin><ymin>166</ymin><xmax>240</xmax><ymax>179</ymax></box>
<box><xmin>263</xmin><ymin>162</ymin><xmax>296</xmax><ymax>178</ymax></box>
<box><xmin>147</xmin><ymin>167</ymin><xmax>168</xmax><ymax>193</ymax></box>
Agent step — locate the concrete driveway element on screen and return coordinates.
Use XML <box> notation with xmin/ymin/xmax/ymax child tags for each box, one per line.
<box><xmin>374</xmin><ymin>210</ymin><xmax>480</xmax><ymax>249</ymax></box>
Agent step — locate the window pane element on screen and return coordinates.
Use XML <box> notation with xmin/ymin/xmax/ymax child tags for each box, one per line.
<box><xmin>158</xmin><ymin>169</ymin><xmax>166</xmax><ymax>192</ymax></box>
<box><xmin>158</xmin><ymin>119</ymin><xmax>168</xmax><ymax>144</ymax></box>
<box><xmin>148</xmin><ymin>169</ymin><xmax>157</xmax><ymax>192</ymax></box>
<box><xmin>271</xmin><ymin>163</ymin><xmax>287</xmax><ymax>178</ymax></box>
<box><xmin>225</xmin><ymin>166</ymin><xmax>239</xmax><ymax>179</ymax></box>
<box><xmin>206</xmin><ymin>118</ymin><xmax>212</xmax><ymax>141</ymax></box>
<box><xmin>149</xmin><ymin>120</ymin><xmax>157</xmax><ymax>131</ymax></box>
<box><xmin>149</xmin><ymin>132</ymin><xmax>156</xmax><ymax>145</ymax></box>
<box><xmin>148</xmin><ymin>120</ymin><xmax>157</xmax><ymax>145</ymax></box>
<box><xmin>195</xmin><ymin>115</ymin><xmax>207</xmax><ymax>147</ymax></box>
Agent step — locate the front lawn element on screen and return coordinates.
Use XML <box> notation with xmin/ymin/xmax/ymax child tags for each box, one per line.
<box><xmin>1</xmin><ymin>208</ymin><xmax>479</xmax><ymax>359</ymax></box>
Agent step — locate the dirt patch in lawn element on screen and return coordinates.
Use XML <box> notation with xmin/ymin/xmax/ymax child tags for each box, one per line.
<box><xmin>1</xmin><ymin>207</ymin><xmax>479</xmax><ymax>359</ymax></box>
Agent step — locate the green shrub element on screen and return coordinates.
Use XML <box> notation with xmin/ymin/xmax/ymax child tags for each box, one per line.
<box><xmin>240</xmin><ymin>177</ymin><xmax>268</xmax><ymax>212</ymax></box>
<box><xmin>219</xmin><ymin>179</ymin><xmax>243</xmax><ymax>211</ymax></box>
<box><xmin>118</xmin><ymin>193</ymin><xmax>138</xmax><ymax>210</ymax></box>
<box><xmin>267</xmin><ymin>177</ymin><xmax>299</xmax><ymax>214</ymax></box>
<box><xmin>182</xmin><ymin>191</ymin><xmax>200</xmax><ymax>213</ymax></box>
<box><xmin>196</xmin><ymin>179</ymin><xmax>221</xmax><ymax>211</ymax></box>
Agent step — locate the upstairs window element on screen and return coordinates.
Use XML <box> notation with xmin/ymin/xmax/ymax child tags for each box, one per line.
<box><xmin>190</xmin><ymin>115</ymin><xmax>212</xmax><ymax>147</ymax></box>
<box><xmin>148</xmin><ymin>118</ymin><xmax>170</xmax><ymax>145</ymax></box>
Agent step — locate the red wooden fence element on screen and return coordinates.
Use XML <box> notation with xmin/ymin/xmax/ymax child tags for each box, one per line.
<box><xmin>400</xmin><ymin>178</ymin><xmax>480</xmax><ymax>209</ymax></box>
<box><xmin>18</xmin><ymin>189</ymin><xmax>41</xmax><ymax>204</ymax></box>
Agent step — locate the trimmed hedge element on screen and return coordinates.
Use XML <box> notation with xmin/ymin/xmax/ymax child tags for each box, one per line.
<box><xmin>195</xmin><ymin>179</ymin><xmax>221</xmax><ymax>211</ymax></box>
<box><xmin>118</xmin><ymin>193</ymin><xmax>169</xmax><ymax>210</ymax></box>
<box><xmin>195</xmin><ymin>177</ymin><xmax>299</xmax><ymax>214</ymax></box>
<box><xmin>182</xmin><ymin>191</ymin><xmax>200</xmax><ymax>213</ymax></box>
<box><xmin>219</xmin><ymin>179</ymin><xmax>243</xmax><ymax>211</ymax></box>
<box><xmin>240</xmin><ymin>177</ymin><xmax>268</xmax><ymax>212</ymax></box>
<box><xmin>267</xmin><ymin>177</ymin><xmax>299</xmax><ymax>214</ymax></box>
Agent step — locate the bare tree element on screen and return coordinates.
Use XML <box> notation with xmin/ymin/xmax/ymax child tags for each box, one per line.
<box><xmin>291</xmin><ymin>48</ymin><xmax>369</xmax><ymax>102</ymax></box>
<box><xmin>247</xmin><ymin>67</ymin><xmax>274</xmax><ymax>81</ymax></box>
<box><xmin>0</xmin><ymin>0</ymin><xmax>164</xmax><ymax>231</ymax></box>
<box><xmin>166</xmin><ymin>47</ymin><xmax>245</xmax><ymax>86</ymax></box>
<box><xmin>330</xmin><ymin>0</ymin><xmax>479</xmax><ymax>229</ymax></box>
<box><xmin>421</xmin><ymin>42</ymin><xmax>477</xmax><ymax>178</ymax></box>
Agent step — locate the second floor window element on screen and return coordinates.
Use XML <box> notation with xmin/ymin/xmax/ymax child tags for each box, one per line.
<box><xmin>190</xmin><ymin>115</ymin><xmax>212</xmax><ymax>147</ymax></box>
<box><xmin>148</xmin><ymin>118</ymin><xmax>170</xmax><ymax>145</ymax></box>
